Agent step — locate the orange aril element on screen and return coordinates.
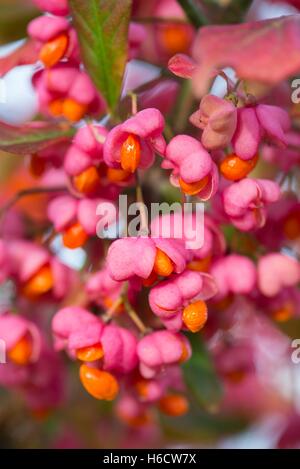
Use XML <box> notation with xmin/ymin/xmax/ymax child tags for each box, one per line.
<box><xmin>160</xmin><ymin>25</ymin><xmax>190</xmax><ymax>55</ymax></box>
<box><xmin>283</xmin><ymin>212</ymin><xmax>300</xmax><ymax>240</ymax></box>
<box><xmin>179</xmin><ymin>175</ymin><xmax>209</xmax><ymax>196</ymax></box>
<box><xmin>48</xmin><ymin>98</ymin><xmax>64</xmax><ymax>117</ymax></box>
<box><xmin>22</xmin><ymin>265</ymin><xmax>53</xmax><ymax>298</ymax></box>
<box><xmin>76</xmin><ymin>343</ymin><xmax>104</xmax><ymax>362</ymax></box>
<box><xmin>8</xmin><ymin>335</ymin><xmax>33</xmax><ymax>365</ymax></box>
<box><xmin>187</xmin><ymin>256</ymin><xmax>211</xmax><ymax>272</ymax></box>
<box><xmin>153</xmin><ymin>248</ymin><xmax>174</xmax><ymax>277</ymax></box>
<box><xmin>272</xmin><ymin>303</ymin><xmax>294</xmax><ymax>322</ymax></box>
<box><xmin>120</xmin><ymin>134</ymin><xmax>141</xmax><ymax>173</ymax></box>
<box><xmin>79</xmin><ymin>364</ymin><xmax>119</xmax><ymax>400</ymax></box>
<box><xmin>62</xmin><ymin>222</ymin><xmax>88</xmax><ymax>249</ymax></box>
<box><xmin>62</xmin><ymin>98</ymin><xmax>88</xmax><ymax>122</ymax></box>
<box><xmin>73</xmin><ymin>166</ymin><xmax>101</xmax><ymax>194</ymax></box>
<box><xmin>182</xmin><ymin>300</ymin><xmax>208</xmax><ymax>332</ymax></box>
<box><xmin>158</xmin><ymin>394</ymin><xmax>189</xmax><ymax>417</ymax></box>
<box><xmin>106</xmin><ymin>167</ymin><xmax>131</xmax><ymax>183</ymax></box>
<box><xmin>220</xmin><ymin>154</ymin><xmax>258</xmax><ymax>181</ymax></box>
<box><xmin>39</xmin><ymin>33</ymin><xmax>69</xmax><ymax>68</ymax></box>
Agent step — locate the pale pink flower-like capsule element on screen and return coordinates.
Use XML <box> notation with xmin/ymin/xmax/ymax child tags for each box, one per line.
<box><xmin>103</xmin><ymin>108</ymin><xmax>166</xmax><ymax>173</ymax></box>
<box><xmin>107</xmin><ymin>237</ymin><xmax>189</xmax><ymax>284</ymax></box>
<box><xmin>137</xmin><ymin>330</ymin><xmax>191</xmax><ymax>379</ymax></box>
<box><xmin>33</xmin><ymin>64</ymin><xmax>105</xmax><ymax>122</ymax></box>
<box><xmin>149</xmin><ymin>269</ymin><xmax>217</xmax><ymax>331</ymax></box>
<box><xmin>32</xmin><ymin>0</ymin><xmax>69</xmax><ymax>16</ymax></box>
<box><xmin>7</xmin><ymin>240</ymin><xmax>75</xmax><ymax>300</ymax></box>
<box><xmin>47</xmin><ymin>195</ymin><xmax>117</xmax><ymax>249</ymax></box>
<box><xmin>28</xmin><ymin>15</ymin><xmax>79</xmax><ymax>67</ymax></box>
<box><xmin>162</xmin><ymin>135</ymin><xmax>219</xmax><ymax>200</ymax></box>
<box><xmin>210</xmin><ymin>254</ymin><xmax>257</xmax><ymax>301</ymax></box>
<box><xmin>52</xmin><ymin>307</ymin><xmax>138</xmax><ymax>374</ymax></box>
<box><xmin>64</xmin><ymin>125</ymin><xmax>108</xmax><ymax>177</ymax></box>
<box><xmin>262</xmin><ymin>131</ymin><xmax>300</xmax><ymax>172</ymax></box>
<box><xmin>223</xmin><ymin>178</ymin><xmax>280</xmax><ymax>231</ymax></box>
<box><xmin>258</xmin><ymin>253</ymin><xmax>300</xmax><ymax>297</ymax></box>
<box><xmin>150</xmin><ymin>212</ymin><xmax>225</xmax><ymax>269</ymax></box>
<box><xmin>85</xmin><ymin>267</ymin><xmax>138</xmax><ymax>311</ymax></box>
<box><xmin>232</xmin><ymin>104</ymin><xmax>290</xmax><ymax>160</ymax></box>
<box><xmin>189</xmin><ymin>95</ymin><xmax>237</xmax><ymax>151</ymax></box>
<box><xmin>0</xmin><ymin>313</ymin><xmax>41</xmax><ymax>366</ymax></box>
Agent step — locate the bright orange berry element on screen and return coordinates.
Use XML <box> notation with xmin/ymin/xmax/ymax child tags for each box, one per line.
<box><xmin>62</xmin><ymin>222</ymin><xmax>88</xmax><ymax>249</ymax></box>
<box><xmin>106</xmin><ymin>167</ymin><xmax>131</xmax><ymax>183</ymax></box>
<box><xmin>120</xmin><ymin>134</ymin><xmax>141</xmax><ymax>173</ymax></box>
<box><xmin>62</xmin><ymin>98</ymin><xmax>88</xmax><ymax>122</ymax></box>
<box><xmin>79</xmin><ymin>364</ymin><xmax>119</xmax><ymax>401</ymax></box>
<box><xmin>283</xmin><ymin>212</ymin><xmax>300</xmax><ymax>240</ymax></box>
<box><xmin>73</xmin><ymin>166</ymin><xmax>101</xmax><ymax>194</ymax></box>
<box><xmin>187</xmin><ymin>256</ymin><xmax>211</xmax><ymax>272</ymax></box>
<box><xmin>39</xmin><ymin>33</ymin><xmax>69</xmax><ymax>68</ymax></box>
<box><xmin>135</xmin><ymin>379</ymin><xmax>150</xmax><ymax>399</ymax></box>
<box><xmin>272</xmin><ymin>303</ymin><xmax>294</xmax><ymax>322</ymax></box>
<box><xmin>179</xmin><ymin>341</ymin><xmax>190</xmax><ymax>363</ymax></box>
<box><xmin>160</xmin><ymin>25</ymin><xmax>190</xmax><ymax>55</ymax></box>
<box><xmin>182</xmin><ymin>300</ymin><xmax>208</xmax><ymax>332</ymax></box>
<box><xmin>22</xmin><ymin>265</ymin><xmax>53</xmax><ymax>298</ymax></box>
<box><xmin>76</xmin><ymin>343</ymin><xmax>104</xmax><ymax>362</ymax></box>
<box><xmin>225</xmin><ymin>370</ymin><xmax>246</xmax><ymax>384</ymax></box>
<box><xmin>48</xmin><ymin>98</ymin><xmax>64</xmax><ymax>117</ymax></box>
<box><xmin>8</xmin><ymin>335</ymin><xmax>33</xmax><ymax>365</ymax></box>
<box><xmin>220</xmin><ymin>154</ymin><xmax>258</xmax><ymax>181</ymax></box>
<box><xmin>179</xmin><ymin>175</ymin><xmax>209</xmax><ymax>196</ymax></box>
<box><xmin>158</xmin><ymin>394</ymin><xmax>189</xmax><ymax>417</ymax></box>
<box><xmin>153</xmin><ymin>248</ymin><xmax>174</xmax><ymax>277</ymax></box>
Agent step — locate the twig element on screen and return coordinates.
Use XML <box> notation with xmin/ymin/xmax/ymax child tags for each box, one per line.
<box><xmin>102</xmin><ymin>296</ymin><xmax>124</xmax><ymax>323</ymax></box>
<box><xmin>128</xmin><ymin>92</ymin><xmax>138</xmax><ymax>116</ymax></box>
<box><xmin>0</xmin><ymin>186</ymin><xmax>67</xmax><ymax>218</ymax></box>
<box><xmin>123</xmin><ymin>292</ymin><xmax>149</xmax><ymax>335</ymax></box>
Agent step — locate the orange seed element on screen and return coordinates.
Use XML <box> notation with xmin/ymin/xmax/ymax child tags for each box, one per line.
<box><xmin>120</xmin><ymin>134</ymin><xmax>141</xmax><ymax>173</ymax></box>
<box><xmin>39</xmin><ymin>33</ymin><xmax>69</xmax><ymax>68</ymax></box>
<box><xmin>79</xmin><ymin>364</ymin><xmax>119</xmax><ymax>400</ymax></box>
<box><xmin>182</xmin><ymin>300</ymin><xmax>208</xmax><ymax>333</ymax></box>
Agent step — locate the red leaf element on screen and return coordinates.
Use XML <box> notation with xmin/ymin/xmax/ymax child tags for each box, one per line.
<box><xmin>0</xmin><ymin>39</ymin><xmax>38</xmax><ymax>77</ymax></box>
<box><xmin>168</xmin><ymin>53</ymin><xmax>197</xmax><ymax>79</ymax></box>
<box><xmin>171</xmin><ymin>15</ymin><xmax>300</xmax><ymax>96</ymax></box>
<box><xmin>0</xmin><ymin>121</ymin><xmax>74</xmax><ymax>155</ymax></box>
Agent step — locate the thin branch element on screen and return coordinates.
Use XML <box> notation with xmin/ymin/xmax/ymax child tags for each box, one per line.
<box><xmin>0</xmin><ymin>186</ymin><xmax>68</xmax><ymax>218</ymax></box>
<box><xmin>123</xmin><ymin>292</ymin><xmax>149</xmax><ymax>335</ymax></box>
<box><xmin>128</xmin><ymin>92</ymin><xmax>138</xmax><ymax>116</ymax></box>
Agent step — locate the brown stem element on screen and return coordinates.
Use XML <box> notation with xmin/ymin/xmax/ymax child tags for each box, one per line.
<box><xmin>0</xmin><ymin>186</ymin><xmax>67</xmax><ymax>218</ymax></box>
<box><xmin>123</xmin><ymin>293</ymin><xmax>149</xmax><ymax>335</ymax></box>
<box><xmin>102</xmin><ymin>296</ymin><xmax>124</xmax><ymax>323</ymax></box>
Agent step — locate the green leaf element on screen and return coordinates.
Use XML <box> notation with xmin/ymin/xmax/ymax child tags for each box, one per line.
<box><xmin>177</xmin><ymin>0</ymin><xmax>208</xmax><ymax>28</ymax></box>
<box><xmin>69</xmin><ymin>0</ymin><xmax>132</xmax><ymax>113</ymax></box>
<box><xmin>0</xmin><ymin>121</ymin><xmax>75</xmax><ymax>155</ymax></box>
<box><xmin>161</xmin><ymin>407</ymin><xmax>249</xmax><ymax>443</ymax></box>
<box><xmin>183</xmin><ymin>334</ymin><xmax>223</xmax><ymax>411</ymax></box>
